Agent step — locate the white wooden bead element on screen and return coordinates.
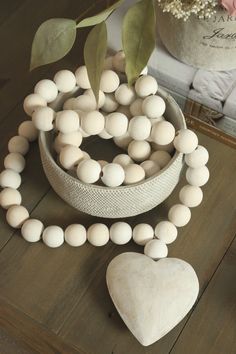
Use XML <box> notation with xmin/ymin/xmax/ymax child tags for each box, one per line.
<box><xmin>87</xmin><ymin>223</ymin><xmax>109</xmax><ymax>246</ymax></box>
<box><xmin>144</xmin><ymin>239</ymin><xmax>168</xmax><ymax>260</ymax></box>
<box><xmin>113</xmin><ymin>133</ymin><xmax>132</xmax><ymax>150</ymax></box>
<box><xmin>140</xmin><ymin>66</ymin><xmax>148</xmax><ymax>75</ymax></box>
<box><xmin>128</xmin><ymin>140</ymin><xmax>151</xmax><ymax>162</ymax></box>
<box><xmin>174</xmin><ymin>129</ymin><xmax>198</xmax><ymax>154</ymax></box>
<box><xmin>128</xmin><ymin>116</ymin><xmax>151</xmax><ymax>141</ymax></box>
<box><xmin>65</xmin><ymin>224</ymin><xmax>87</xmax><ymax>247</ymax></box>
<box><xmin>84</xmin><ymin>89</ymin><xmax>105</xmax><ymax>108</ymax></box>
<box><xmin>124</xmin><ymin>164</ymin><xmax>145</xmax><ymax>185</ymax></box>
<box><xmin>186</xmin><ymin>166</ymin><xmax>210</xmax><ymax>187</ymax></box>
<box><xmin>115</xmin><ymin>84</ymin><xmax>136</xmax><ymax>106</ymax></box>
<box><xmin>75</xmin><ymin>66</ymin><xmax>91</xmax><ymax>89</ymax></box>
<box><xmin>135</xmin><ymin>75</ymin><xmax>158</xmax><ymax>98</ymax></box>
<box><xmin>100</xmin><ymin>70</ymin><xmax>120</xmax><ymax>93</ymax></box>
<box><xmin>101</xmin><ymin>163</ymin><xmax>125</xmax><ymax>187</ymax></box>
<box><xmin>140</xmin><ymin>160</ymin><xmax>160</xmax><ymax>178</ymax></box>
<box><xmin>6</xmin><ymin>205</ymin><xmax>29</xmax><ymax>228</ymax></box>
<box><xmin>56</xmin><ymin>110</ymin><xmax>80</xmax><ymax>134</ymax></box>
<box><xmin>149</xmin><ymin>116</ymin><xmax>165</xmax><ymax>126</ymax></box>
<box><xmin>98</xmin><ymin>160</ymin><xmax>108</xmax><ymax>168</ymax></box>
<box><xmin>54</xmin><ymin>70</ymin><xmax>76</xmax><ymax>93</ymax></box>
<box><xmin>168</xmin><ymin>204</ymin><xmax>191</xmax><ymax>227</ymax></box>
<box><xmin>151</xmin><ymin>121</ymin><xmax>175</xmax><ymax>145</ymax></box>
<box><xmin>82</xmin><ymin>151</ymin><xmax>91</xmax><ymax>161</ymax></box>
<box><xmin>34</xmin><ymin>79</ymin><xmax>58</xmax><ymax>103</ymax></box>
<box><xmin>8</xmin><ymin>135</ymin><xmax>29</xmax><ymax>155</ymax></box>
<box><xmin>4</xmin><ymin>153</ymin><xmax>25</xmax><ymax>173</ymax></box>
<box><xmin>32</xmin><ymin>106</ymin><xmax>55</xmax><ymax>132</ymax></box>
<box><xmin>72</xmin><ymin>95</ymin><xmax>96</xmax><ymax>111</ymax></box>
<box><xmin>110</xmin><ymin>222</ymin><xmax>132</xmax><ymax>245</ymax></box>
<box><xmin>154</xmin><ymin>221</ymin><xmax>177</xmax><ymax>244</ymax></box>
<box><xmin>42</xmin><ymin>225</ymin><xmax>64</xmax><ymax>248</ymax></box>
<box><xmin>104</xmin><ymin>56</ymin><xmax>114</xmax><ymax>70</ymax></box>
<box><xmin>81</xmin><ymin>111</ymin><xmax>105</xmax><ymax>135</ymax></box>
<box><xmin>77</xmin><ymin>159</ymin><xmax>101</xmax><ymax>184</ymax></box>
<box><xmin>0</xmin><ymin>188</ymin><xmax>22</xmax><ymax>209</ymax></box>
<box><xmin>185</xmin><ymin>145</ymin><xmax>209</xmax><ymax>168</ymax></box>
<box><xmin>0</xmin><ymin>169</ymin><xmax>21</xmax><ymax>189</ymax></box>
<box><xmin>113</xmin><ymin>154</ymin><xmax>133</xmax><ymax>168</ymax></box>
<box><xmin>112</xmin><ymin>51</ymin><xmax>126</xmax><ymax>72</ymax></box>
<box><xmin>142</xmin><ymin>95</ymin><xmax>166</xmax><ymax>118</ymax></box>
<box><xmin>105</xmin><ymin>113</ymin><xmax>128</xmax><ymax>137</ymax></box>
<box><xmin>63</xmin><ymin>98</ymin><xmax>77</xmax><ymax>110</ymax></box>
<box><xmin>102</xmin><ymin>93</ymin><xmax>119</xmax><ymax>113</ymax></box>
<box><xmin>21</xmin><ymin>219</ymin><xmax>44</xmax><ymax>242</ymax></box>
<box><xmin>151</xmin><ymin>141</ymin><xmax>174</xmax><ymax>154</ymax></box>
<box><xmin>59</xmin><ymin>145</ymin><xmax>84</xmax><ymax>170</ymax></box>
<box><xmin>23</xmin><ymin>93</ymin><xmax>47</xmax><ymax>116</ymax></box>
<box><xmin>150</xmin><ymin>150</ymin><xmax>172</xmax><ymax>168</ymax></box>
<box><xmin>133</xmin><ymin>223</ymin><xmax>154</xmax><ymax>246</ymax></box>
<box><xmin>99</xmin><ymin>128</ymin><xmax>113</xmax><ymax>139</ymax></box>
<box><xmin>18</xmin><ymin>121</ymin><xmax>38</xmax><ymax>142</ymax></box>
<box><xmin>57</xmin><ymin>131</ymin><xmax>83</xmax><ymax>148</ymax></box>
<box><xmin>129</xmin><ymin>98</ymin><xmax>143</xmax><ymax>116</ymax></box>
<box><xmin>117</xmin><ymin>105</ymin><xmax>132</xmax><ymax>118</ymax></box>
<box><xmin>179</xmin><ymin>185</ymin><xmax>203</xmax><ymax>208</ymax></box>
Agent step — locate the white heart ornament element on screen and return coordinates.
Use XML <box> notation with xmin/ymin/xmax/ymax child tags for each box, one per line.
<box><xmin>106</xmin><ymin>252</ymin><xmax>199</xmax><ymax>346</ymax></box>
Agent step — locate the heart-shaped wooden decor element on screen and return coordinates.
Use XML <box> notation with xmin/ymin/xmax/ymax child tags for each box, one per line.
<box><xmin>106</xmin><ymin>252</ymin><xmax>199</xmax><ymax>346</ymax></box>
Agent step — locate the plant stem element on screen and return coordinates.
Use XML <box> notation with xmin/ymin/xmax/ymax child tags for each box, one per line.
<box><xmin>75</xmin><ymin>0</ymin><xmax>108</xmax><ymax>23</ymax></box>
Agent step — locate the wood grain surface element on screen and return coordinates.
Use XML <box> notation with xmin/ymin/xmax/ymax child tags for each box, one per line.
<box><xmin>0</xmin><ymin>1</ymin><xmax>235</xmax><ymax>353</ymax></box>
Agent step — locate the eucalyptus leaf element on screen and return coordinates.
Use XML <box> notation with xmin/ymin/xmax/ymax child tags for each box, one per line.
<box><xmin>84</xmin><ymin>22</ymin><xmax>107</xmax><ymax>103</ymax></box>
<box><xmin>77</xmin><ymin>0</ymin><xmax>124</xmax><ymax>28</ymax></box>
<box><xmin>30</xmin><ymin>18</ymin><xmax>76</xmax><ymax>71</ymax></box>
<box><xmin>122</xmin><ymin>0</ymin><xmax>156</xmax><ymax>85</ymax></box>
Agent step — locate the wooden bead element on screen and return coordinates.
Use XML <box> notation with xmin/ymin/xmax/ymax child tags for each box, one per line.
<box><xmin>0</xmin><ymin>188</ymin><xmax>22</xmax><ymax>209</ymax></box>
<box><xmin>151</xmin><ymin>121</ymin><xmax>175</xmax><ymax>145</ymax></box>
<box><xmin>8</xmin><ymin>135</ymin><xmax>29</xmax><ymax>155</ymax></box>
<box><xmin>63</xmin><ymin>98</ymin><xmax>77</xmax><ymax>110</ymax></box>
<box><xmin>98</xmin><ymin>160</ymin><xmax>108</xmax><ymax>168</ymax></box>
<box><xmin>21</xmin><ymin>219</ymin><xmax>44</xmax><ymax>242</ymax></box>
<box><xmin>110</xmin><ymin>222</ymin><xmax>132</xmax><ymax>245</ymax></box>
<box><xmin>102</xmin><ymin>93</ymin><xmax>119</xmax><ymax>113</ymax></box>
<box><xmin>186</xmin><ymin>166</ymin><xmax>210</xmax><ymax>187</ymax></box>
<box><xmin>135</xmin><ymin>75</ymin><xmax>158</xmax><ymax>98</ymax></box>
<box><xmin>23</xmin><ymin>93</ymin><xmax>47</xmax><ymax>116</ymax></box>
<box><xmin>128</xmin><ymin>116</ymin><xmax>151</xmax><ymax>141</ymax></box>
<box><xmin>4</xmin><ymin>153</ymin><xmax>25</xmax><ymax>173</ymax></box>
<box><xmin>154</xmin><ymin>221</ymin><xmax>177</xmax><ymax>244</ymax></box>
<box><xmin>179</xmin><ymin>185</ymin><xmax>203</xmax><ymax>207</ymax></box>
<box><xmin>185</xmin><ymin>145</ymin><xmax>209</xmax><ymax>168</ymax></box>
<box><xmin>150</xmin><ymin>150</ymin><xmax>171</xmax><ymax>168</ymax></box>
<box><xmin>144</xmin><ymin>239</ymin><xmax>168</xmax><ymax>260</ymax></box>
<box><xmin>113</xmin><ymin>154</ymin><xmax>133</xmax><ymax>168</ymax></box>
<box><xmin>128</xmin><ymin>140</ymin><xmax>151</xmax><ymax>162</ymax></box>
<box><xmin>140</xmin><ymin>66</ymin><xmax>148</xmax><ymax>75</ymax></box>
<box><xmin>168</xmin><ymin>204</ymin><xmax>191</xmax><ymax>227</ymax></box>
<box><xmin>34</xmin><ymin>79</ymin><xmax>58</xmax><ymax>103</ymax></box>
<box><xmin>133</xmin><ymin>223</ymin><xmax>154</xmax><ymax>245</ymax></box>
<box><xmin>32</xmin><ymin>106</ymin><xmax>55</xmax><ymax>132</ymax></box>
<box><xmin>142</xmin><ymin>95</ymin><xmax>166</xmax><ymax>118</ymax></box>
<box><xmin>99</xmin><ymin>129</ymin><xmax>113</xmax><ymax>140</ymax></box>
<box><xmin>174</xmin><ymin>129</ymin><xmax>198</xmax><ymax>154</ymax></box>
<box><xmin>53</xmin><ymin>70</ymin><xmax>76</xmax><ymax>93</ymax></box>
<box><xmin>117</xmin><ymin>105</ymin><xmax>132</xmax><ymax>118</ymax></box>
<box><xmin>42</xmin><ymin>225</ymin><xmax>64</xmax><ymax>248</ymax></box>
<box><xmin>105</xmin><ymin>113</ymin><xmax>128</xmax><ymax>137</ymax></box>
<box><xmin>59</xmin><ymin>145</ymin><xmax>84</xmax><ymax>170</ymax></box>
<box><xmin>0</xmin><ymin>169</ymin><xmax>21</xmax><ymax>189</ymax></box>
<box><xmin>75</xmin><ymin>66</ymin><xmax>91</xmax><ymax>89</ymax></box>
<box><xmin>115</xmin><ymin>84</ymin><xmax>136</xmax><ymax>106</ymax></box>
<box><xmin>140</xmin><ymin>160</ymin><xmax>160</xmax><ymax>178</ymax></box>
<box><xmin>104</xmin><ymin>56</ymin><xmax>114</xmax><ymax>70</ymax></box>
<box><xmin>6</xmin><ymin>205</ymin><xmax>29</xmax><ymax>228</ymax></box>
<box><xmin>72</xmin><ymin>95</ymin><xmax>97</xmax><ymax>111</ymax></box>
<box><xmin>84</xmin><ymin>89</ymin><xmax>105</xmax><ymax>108</ymax></box>
<box><xmin>87</xmin><ymin>223</ymin><xmax>109</xmax><ymax>246</ymax></box>
<box><xmin>112</xmin><ymin>51</ymin><xmax>126</xmax><ymax>72</ymax></box>
<box><xmin>124</xmin><ymin>164</ymin><xmax>145</xmax><ymax>185</ymax></box>
<box><xmin>151</xmin><ymin>141</ymin><xmax>174</xmax><ymax>154</ymax></box>
<box><xmin>101</xmin><ymin>163</ymin><xmax>125</xmax><ymax>187</ymax></box>
<box><xmin>65</xmin><ymin>224</ymin><xmax>87</xmax><ymax>247</ymax></box>
<box><xmin>56</xmin><ymin>110</ymin><xmax>80</xmax><ymax>134</ymax></box>
<box><xmin>113</xmin><ymin>133</ymin><xmax>132</xmax><ymax>150</ymax></box>
<box><xmin>77</xmin><ymin>159</ymin><xmax>101</xmax><ymax>184</ymax></box>
<box><xmin>57</xmin><ymin>131</ymin><xmax>83</xmax><ymax>149</ymax></box>
<box><xmin>100</xmin><ymin>70</ymin><xmax>120</xmax><ymax>93</ymax></box>
<box><xmin>129</xmin><ymin>98</ymin><xmax>143</xmax><ymax>116</ymax></box>
<box><xmin>18</xmin><ymin>121</ymin><xmax>38</xmax><ymax>142</ymax></box>
<box><xmin>81</xmin><ymin>111</ymin><xmax>105</xmax><ymax>135</ymax></box>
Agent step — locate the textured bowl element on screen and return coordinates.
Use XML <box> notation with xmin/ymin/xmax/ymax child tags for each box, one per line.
<box><xmin>39</xmin><ymin>88</ymin><xmax>186</xmax><ymax>218</ymax></box>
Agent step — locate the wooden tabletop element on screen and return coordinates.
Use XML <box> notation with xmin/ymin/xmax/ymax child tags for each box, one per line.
<box><xmin>0</xmin><ymin>1</ymin><xmax>236</xmax><ymax>353</ymax></box>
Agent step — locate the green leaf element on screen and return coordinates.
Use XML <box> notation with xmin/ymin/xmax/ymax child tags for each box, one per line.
<box><xmin>77</xmin><ymin>0</ymin><xmax>124</xmax><ymax>28</ymax></box>
<box><xmin>122</xmin><ymin>0</ymin><xmax>156</xmax><ymax>85</ymax></box>
<box><xmin>84</xmin><ymin>22</ymin><xmax>107</xmax><ymax>103</ymax></box>
<box><xmin>30</xmin><ymin>18</ymin><xmax>76</xmax><ymax>71</ymax></box>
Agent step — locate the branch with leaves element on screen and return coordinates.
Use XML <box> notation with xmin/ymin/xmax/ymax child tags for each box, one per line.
<box><xmin>30</xmin><ymin>0</ymin><xmax>156</xmax><ymax>102</ymax></box>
